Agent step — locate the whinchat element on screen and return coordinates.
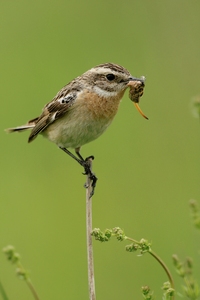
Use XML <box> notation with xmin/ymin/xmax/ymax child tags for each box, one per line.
<box><xmin>6</xmin><ymin>63</ymin><xmax>147</xmax><ymax>196</ymax></box>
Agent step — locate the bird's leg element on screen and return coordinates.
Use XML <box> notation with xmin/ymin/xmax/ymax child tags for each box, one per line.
<box><xmin>59</xmin><ymin>147</ymin><xmax>98</xmax><ymax>197</ymax></box>
<box><xmin>75</xmin><ymin>147</ymin><xmax>95</xmax><ymax>173</ymax></box>
<box><xmin>59</xmin><ymin>147</ymin><xmax>83</xmax><ymax>165</ymax></box>
<box><xmin>75</xmin><ymin>147</ymin><xmax>85</xmax><ymax>161</ymax></box>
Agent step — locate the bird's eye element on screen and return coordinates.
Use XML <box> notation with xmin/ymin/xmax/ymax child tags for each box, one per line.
<box><xmin>106</xmin><ymin>74</ymin><xmax>115</xmax><ymax>81</ymax></box>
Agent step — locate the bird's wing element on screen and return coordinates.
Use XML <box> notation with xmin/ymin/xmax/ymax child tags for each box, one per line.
<box><xmin>28</xmin><ymin>85</ymin><xmax>80</xmax><ymax>143</ymax></box>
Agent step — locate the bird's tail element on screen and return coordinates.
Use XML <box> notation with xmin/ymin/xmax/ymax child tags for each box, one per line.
<box><xmin>5</xmin><ymin>124</ymin><xmax>35</xmax><ymax>133</ymax></box>
<box><xmin>5</xmin><ymin>117</ymin><xmax>38</xmax><ymax>134</ymax></box>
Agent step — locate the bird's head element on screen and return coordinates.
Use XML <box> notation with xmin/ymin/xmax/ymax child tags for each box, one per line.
<box><xmin>83</xmin><ymin>63</ymin><xmax>148</xmax><ymax>119</ymax></box>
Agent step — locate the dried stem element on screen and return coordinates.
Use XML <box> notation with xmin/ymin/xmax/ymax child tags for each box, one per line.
<box><xmin>86</xmin><ymin>158</ymin><xmax>96</xmax><ymax>300</ymax></box>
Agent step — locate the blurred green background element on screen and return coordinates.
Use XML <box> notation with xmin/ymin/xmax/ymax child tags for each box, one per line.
<box><xmin>1</xmin><ymin>0</ymin><xmax>200</xmax><ymax>299</ymax></box>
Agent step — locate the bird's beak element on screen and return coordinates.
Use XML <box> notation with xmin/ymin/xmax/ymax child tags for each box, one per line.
<box><xmin>127</xmin><ymin>77</ymin><xmax>148</xmax><ymax>120</ymax></box>
<box><xmin>128</xmin><ymin>76</ymin><xmax>146</xmax><ymax>85</ymax></box>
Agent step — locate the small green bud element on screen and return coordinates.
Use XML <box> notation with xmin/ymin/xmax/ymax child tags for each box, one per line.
<box><xmin>190</xmin><ymin>96</ymin><xmax>200</xmax><ymax>119</ymax></box>
<box><xmin>141</xmin><ymin>286</ymin><xmax>154</xmax><ymax>299</ymax></box>
<box><xmin>183</xmin><ymin>280</ymin><xmax>200</xmax><ymax>299</ymax></box>
<box><xmin>189</xmin><ymin>199</ymin><xmax>199</xmax><ymax>212</ymax></box>
<box><xmin>162</xmin><ymin>282</ymin><xmax>175</xmax><ymax>299</ymax></box>
<box><xmin>16</xmin><ymin>267</ymin><xmax>28</xmax><ymax>280</ymax></box>
<box><xmin>3</xmin><ymin>245</ymin><xmax>15</xmax><ymax>259</ymax></box>
<box><xmin>139</xmin><ymin>239</ymin><xmax>151</xmax><ymax>253</ymax></box>
<box><xmin>172</xmin><ymin>254</ymin><xmax>180</xmax><ymax>266</ymax></box>
<box><xmin>112</xmin><ymin>227</ymin><xmax>125</xmax><ymax>241</ymax></box>
<box><xmin>3</xmin><ymin>245</ymin><xmax>20</xmax><ymax>264</ymax></box>
<box><xmin>162</xmin><ymin>281</ymin><xmax>171</xmax><ymax>291</ymax></box>
<box><xmin>104</xmin><ymin>229</ymin><xmax>112</xmax><ymax>240</ymax></box>
<box><xmin>186</xmin><ymin>257</ymin><xmax>193</xmax><ymax>269</ymax></box>
<box><xmin>165</xmin><ymin>288</ymin><xmax>175</xmax><ymax>298</ymax></box>
<box><xmin>125</xmin><ymin>243</ymin><xmax>138</xmax><ymax>252</ymax></box>
<box><xmin>91</xmin><ymin>228</ymin><xmax>110</xmax><ymax>242</ymax></box>
<box><xmin>189</xmin><ymin>199</ymin><xmax>200</xmax><ymax>229</ymax></box>
<box><xmin>172</xmin><ymin>254</ymin><xmax>187</xmax><ymax>277</ymax></box>
<box><xmin>141</xmin><ymin>285</ymin><xmax>150</xmax><ymax>295</ymax></box>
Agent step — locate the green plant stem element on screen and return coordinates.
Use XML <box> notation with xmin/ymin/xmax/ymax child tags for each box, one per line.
<box><xmin>0</xmin><ymin>281</ymin><xmax>9</xmax><ymax>300</ymax></box>
<box><xmin>26</xmin><ymin>279</ymin><xmax>40</xmax><ymax>300</ymax></box>
<box><xmin>16</xmin><ymin>261</ymin><xmax>40</xmax><ymax>300</ymax></box>
<box><xmin>148</xmin><ymin>251</ymin><xmax>174</xmax><ymax>289</ymax></box>
<box><xmin>126</xmin><ymin>237</ymin><xmax>175</xmax><ymax>299</ymax></box>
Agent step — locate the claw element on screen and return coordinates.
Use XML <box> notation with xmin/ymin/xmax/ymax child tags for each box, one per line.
<box><xmin>81</xmin><ymin>156</ymin><xmax>98</xmax><ymax>197</ymax></box>
<box><xmin>85</xmin><ymin>155</ymin><xmax>95</xmax><ymax>161</ymax></box>
<box><xmin>89</xmin><ymin>173</ymin><xmax>98</xmax><ymax>198</ymax></box>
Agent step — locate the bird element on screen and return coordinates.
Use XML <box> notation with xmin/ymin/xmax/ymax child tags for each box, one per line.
<box><xmin>6</xmin><ymin>63</ymin><xmax>147</xmax><ymax>196</ymax></box>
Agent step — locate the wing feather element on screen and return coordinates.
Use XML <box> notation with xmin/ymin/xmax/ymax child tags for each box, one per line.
<box><xmin>28</xmin><ymin>87</ymin><xmax>79</xmax><ymax>142</ymax></box>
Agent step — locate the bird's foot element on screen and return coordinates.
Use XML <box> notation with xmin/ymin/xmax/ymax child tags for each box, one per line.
<box><xmin>81</xmin><ymin>156</ymin><xmax>98</xmax><ymax>198</ymax></box>
<box><xmin>59</xmin><ymin>147</ymin><xmax>98</xmax><ymax>197</ymax></box>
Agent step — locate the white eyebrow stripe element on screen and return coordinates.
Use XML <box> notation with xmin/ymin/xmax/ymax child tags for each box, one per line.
<box><xmin>90</xmin><ymin>67</ymin><xmax>114</xmax><ymax>74</ymax></box>
<box><xmin>93</xmin><ymin>86</ymin><xmax>118</xmax><ymax>97</ymax></box>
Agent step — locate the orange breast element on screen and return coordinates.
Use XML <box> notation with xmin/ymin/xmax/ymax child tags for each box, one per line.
<box><xmin>75</xmin><ymin>90</ymin><xmax>126</xmax><ymax>121</ymax></box>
